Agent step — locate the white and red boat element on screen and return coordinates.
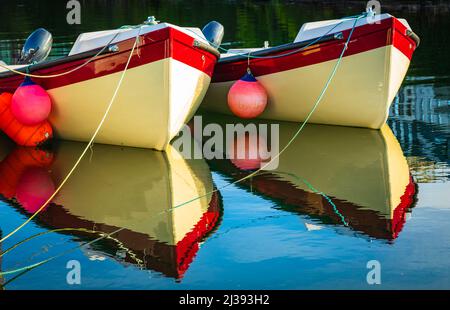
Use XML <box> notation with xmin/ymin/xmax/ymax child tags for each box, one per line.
<box><xmin>0</xmin><ymin>18</ymin><xmax>222</xmax><ymax>150</ymax></box>
<box><xmin>202</xmin><ymin>13</ymin><xmax>420</xmax><ymax>129</ymax></box>
<box><xmin>0</xmin><ymin>138</ymin><xmax>222</xmax><ymax>279</ymax></box>
<box><xmin>196</xmin><ymin>113</ymin><xmax>416</xmax><ymax>240</ymax></box>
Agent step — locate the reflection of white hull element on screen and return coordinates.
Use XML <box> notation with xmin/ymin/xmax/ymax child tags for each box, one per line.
<box><xmin>51</xmin><ymin>143</ymin><xmax>214</xmax><ymax>245</ymax></box>
<box><xmin>204</xmin><ymin>46</ymin><xmax>410</xmax><ymax>129</ymax></box>
<box><xmin>0</xmin><ymin>138</ymin><xmax>222</xmax><ymax>278</ymax></box>
<box><xmin>49</xmin><ymin>59</ymin><xmax>211</xmax><ymax>150</ymax></box>
<box><xmin>48</xmin><ymin>142</ymin><xmax>221</xmax><ymax>277</ymax></box>
<box><xmin>274</xmin><ymin>123</ymin><xmax>412</xmax><ymax>217</ymax></box>
<box><xmin>197</xmin><ymin>113</ymin><xmax>416</xmax><ymax>239</ymax></box>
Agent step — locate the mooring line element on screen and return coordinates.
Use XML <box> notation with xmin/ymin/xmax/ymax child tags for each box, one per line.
<box><xmin>0</xmin><ymin>227</ymin><xmax>125</xmax><ymax>276</ymax></box>
<box><xmin>0</xmin><ymin>32</ymin><xmax>121</xmax><ymax>78</ymax></box>
<box><xmin>167</xmin><ymin>15</ymin><xmax>363</xmax><ymax>214</ymax></box>
<box><xmin>0</xmin><ymin>14</ymin><xmax>362</xmax><ymax>276</ymax></box>
<box><xmin>261</xmin><ymin>171</ymin><xmax>349</xmax><ymax>226</ymax></box>
<box><xmin>0</xmin><ymin>26</ymin><xmax>143</xmax><ymax>244</ymax></box>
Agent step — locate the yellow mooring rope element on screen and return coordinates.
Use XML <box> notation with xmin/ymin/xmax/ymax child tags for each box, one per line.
<box><xmin>166</xmin><ymin>15</ymin><xmax>363</xmax><ymax>214</ymax></box>
<box><xmin>0</xmin><ymin>26</ymin><xmax>143</xmax><ymax>244</ymax></box>
<box><xmin>0</xmin><ymin>14</ymin><xmax>363</xmax><ymax>276</ymax></box>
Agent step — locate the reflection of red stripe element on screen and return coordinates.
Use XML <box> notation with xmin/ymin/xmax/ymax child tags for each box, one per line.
<box><xmin>0</xmin><ymin>27</ymin><xmax>216</xmax><ymax>92</ymax></box>
<box><xmin>213</xmin><ymin>16</ymin><xmax>417</xmax><ymax>83</ymax></box>
<box><xmin>175</xmin><ymin>191</ymin><xmax>221</xmax><ymax>278</ymax></box>
<box><xmin>7</xmin><ymin>184</ymin><xmax>222</xmax><ymax>279</ymax></box>
<box><xmin>391</xmin><ymin>176</ymin><xmax>416</xmax><ymax>239</ymax></box>
<box><xmin>211</xmin><ymin>158</ymin><xmax>416</xmax><ymax>241</ymax></box>
<box><xmin>0</xmin><ymin>147</ymin><xmax>54</xmax><ymax>199</ymax></box>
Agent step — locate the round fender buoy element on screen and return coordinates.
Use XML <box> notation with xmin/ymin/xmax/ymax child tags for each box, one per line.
<box><xmin>0</xmin><ymin>147</ymin><xmax>54</xmax><ymax>200</ymax></box>
<box><xmin>16</xmin><ymin>167</ymin><xmax>55</xmax><ymax>214</ymax></box>
<box><xmin>228</xmin><ymin>131</ymin><xmax>267</xmax><ymax>171</ymax></box>
<box><xmin>11</xmin><ymin>77</ymin><xmax>52</xmax><ymax>125</ymax></box>
<box><xmin>227</xmin><ymin>71</ymin><xmax>268</xmax><ymax>119</ymax></box>
<box><xmin>0</xmin><ymin>92</ymin><xmax>53</xmax><ymax>146</ymax></box>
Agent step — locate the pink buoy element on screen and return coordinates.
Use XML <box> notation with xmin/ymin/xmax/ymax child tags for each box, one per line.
<box><xmin>16</xmin><ymin>167</ymin><xmax>55</xmax><ymax>214</ymax></box>
<box><xmin>11</xmin><ymin>77</ymin><xmax>52</xmax><ymax>126</ymax></box>
<box><xmin>227</xmin><ymin>71</ymin><xmax>267</xmax><ymax>119</ymax></box>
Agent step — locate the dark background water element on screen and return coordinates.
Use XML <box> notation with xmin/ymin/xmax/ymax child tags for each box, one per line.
<box><xmin>0</xmin><ymin>0</ymin><xmax>449</xmax><ymax>289</ymax></box>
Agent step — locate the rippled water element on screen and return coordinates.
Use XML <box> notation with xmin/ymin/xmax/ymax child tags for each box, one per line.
<box><xmin>0</xmin><ymin>0</ymin><xmax>449</xmax><ymax>289</ymax></box>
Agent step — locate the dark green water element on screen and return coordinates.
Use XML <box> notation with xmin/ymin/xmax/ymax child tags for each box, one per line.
<box><xmin>0</xmin><ymin>0</ymin><xmax>449</xmax><ymax>289</ymax></box>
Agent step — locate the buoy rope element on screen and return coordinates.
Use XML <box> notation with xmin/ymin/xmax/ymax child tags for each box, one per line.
<box><xmin>0</xmin><ymin>226</ymin><xmax>125</xmax><ymax>276</ymax></box>
<box><xmin>0</xmin><ymin>13</ymin><xmax>366</xmax><ymax>77</ymax></box>
<box><xmin>259</xmin><ymin>170</ymin><xmax>348</xmax><ymax>226</ymax></box>
<box><xmin>186</xmin><ymin>12</ymin><xmax>366</xmax><ymax>60</ymax></box>
<box><xmin>0</xmin><ymin>14</ymin><xmax>362</xmax><ymax>276</ymax></box>
<box><xmin>219</xmin><ymin>21</ymin><xmax>344</xmax><ymax>60</ymax></box>
<box><xmin>0</xmin><ymin>169</ymin><xmax>348</xmax><ymax>277</ymax></box>
<box><xmin>167</xmin><ymin>15</ymin><xmax>363</xmax><ymax>213</ymax></box>
<box><xmin>1</xmin><ymin>227</ymin><xmax>127</xmax><ymax>258</ymax></box>
<box><xmin>0</xmin><ymin>26</ymin><xmax>143</xmax><ymax>244</ymax></box>
<box><xmin>0</xmin><ymin>32</ymin><xmax>122</xmax><ymax>78</ymax></box>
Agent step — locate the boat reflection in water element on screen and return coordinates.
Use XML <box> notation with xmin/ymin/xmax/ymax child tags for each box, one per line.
<box><xmin>199</xmin><ymin>113</ymin><xmax>416</xmax><ymax>241</ymax></box>
<box><xmin>0</xmin><ymin>138</ymin><xmax>222</xmax><ymax>279</ymax></box>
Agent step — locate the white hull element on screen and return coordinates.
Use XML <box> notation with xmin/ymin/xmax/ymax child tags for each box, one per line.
<box><xmin>202</xmin><ymin>45</ymin><xmax>411</xmax><ymax>129</ymax></box>
<box><xmin>48</xmin><ymin>58</ymin><xmax>211</xmax><ymax>151</ymax></box>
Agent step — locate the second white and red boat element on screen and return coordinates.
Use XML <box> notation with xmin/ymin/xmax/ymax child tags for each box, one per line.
<box><xmin>202</xmin><ymin>13</ymin><xmax>420</xmax><ymax>129</ymax></box>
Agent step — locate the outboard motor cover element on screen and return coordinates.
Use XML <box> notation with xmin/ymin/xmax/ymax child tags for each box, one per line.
<box><xmin>202</xmin><ymin>21</ymin><xmax>224</xmax><ymax>48</ymax></box>
<box><xmin>18</xmin><ymin>28</ymin><xmax>53</xmax><ymax>64</ymax></box>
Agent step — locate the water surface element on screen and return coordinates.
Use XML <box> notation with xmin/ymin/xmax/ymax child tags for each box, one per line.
<box><xmin>0</xmin><ymin>0</ymin><xmax>449</xmax><ymax>289</ymax></box>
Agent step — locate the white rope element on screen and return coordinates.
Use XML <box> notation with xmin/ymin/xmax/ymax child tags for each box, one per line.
<box><xmin>0</xmin><ymin>31</ymin><xmax>122</xmax><ymax>78</ymax></box>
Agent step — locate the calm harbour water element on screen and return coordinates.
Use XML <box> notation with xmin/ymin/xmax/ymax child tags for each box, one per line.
<box><xmin>0</xmin><ymin>0</ymin><xmax>449</xmax><ymax>289</ymax></box>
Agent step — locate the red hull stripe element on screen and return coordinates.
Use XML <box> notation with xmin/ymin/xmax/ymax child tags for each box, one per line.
<box><xmin>175</xmin><ymin>191</ymin><xmax>222</xmax><ymax>278</ymax></box>
<box><xmin>212</xmin><ymin>16</ymin><xmax>417</xmax><ymax>83</ymax></box>
<box><xmin>218</xmin><ymin>158</ymin><xmax>416</xmax><ymax>240</ymax></box>
<box><xmin>0</xmin><ymin>27</ymin><xmax>217</xmax><ymax>92</ymax></box>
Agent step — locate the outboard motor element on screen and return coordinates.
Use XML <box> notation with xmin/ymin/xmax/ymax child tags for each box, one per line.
<box><xmin>202</xmin><ymin>21</ymin><xmax>224</xmax><ymax>48</ymax></box>
<box><xmin>18</xmin><ymin>28</ymin><xmax>53</xmax><ymax>64</ymax></box>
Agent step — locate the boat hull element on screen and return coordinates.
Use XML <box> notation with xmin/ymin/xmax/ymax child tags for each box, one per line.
<box><xmin>0</xmin><ymin>26</ymin><xmax>217</xmax><ymax>150</ymax></box>
<box><xmin>202</xmin><ymin>17</ymin><xmax>417</xmax><ymax>129</ymax></box>
<box><xmin>0</xmin><ymin>138</ymin><xmax>223</xmax><ymax>279</ymax></box>
<box><xmin>47</xmin><ymin>57</ymin><xmax>211</xmax><ymax>150</ymax></box>
<box><xmin>195</xmin><ymin>113</ymin><xmax>416</xmax><ymax>240</ymax></box>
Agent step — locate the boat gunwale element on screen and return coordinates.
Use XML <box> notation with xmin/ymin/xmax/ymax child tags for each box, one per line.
<box><xmin>212</xmin><ymin>16</ymin><xmax>418</xmax><ymax>83</ymax></box>
<box><xmin>216</xmin><ymin>16</ymin><xmax>419</xmax><ymax>65</ymax></box>
<box><xmin>218</xmin><ymin>32</ymin><xmax>342</xmax><ymax>64</ymax></box>
<box><xmin>0</xmin><ymin>25</ymin><xmax>220</xmax><ymax>81</ymax></box>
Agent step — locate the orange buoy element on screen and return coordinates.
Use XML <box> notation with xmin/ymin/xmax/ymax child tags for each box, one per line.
<box><xmin>0</xmin><ymin>146</ymin><xmax>54</xmax><ymax>200</ymax></box>
<box><xmin>227</xmin><ymin>71</ymin><xmax>268</xmax><ymax>119</ymax></box>
<box><xmin>0</xmin><ymin>92</ymin><xmax>53</xmax><ymax>146</ymax></box>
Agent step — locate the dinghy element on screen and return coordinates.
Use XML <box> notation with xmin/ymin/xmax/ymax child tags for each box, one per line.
<box><xmin>0</xmin><ymin>138</ymin><xmax>222</xmax><ymax>279</ymax></box>
<box><xmin>202</xmin><ymin>13</ymin><xmax>420</xmax><ymax>129</ymax></box>
<box><xmin>0</xmin><ymin>18</ymin><xmax>223</xmax><ymax>150</ymax></box>
<box><xmin>196</xmin><ymin>113</ymin><xmax>416</xmax><ymax>240</ymax></box>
